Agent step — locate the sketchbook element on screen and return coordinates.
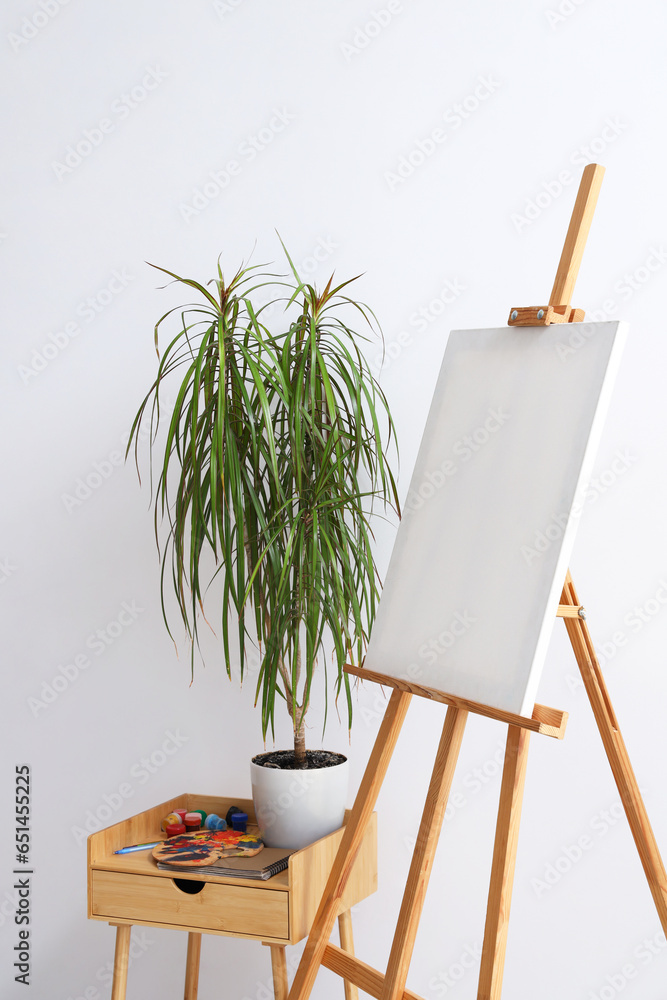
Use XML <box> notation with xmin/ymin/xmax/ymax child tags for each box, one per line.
<box><xmin>156</xmin><ymin>846</ymin><xmax>295</xmax><ymax>880</ymax></box>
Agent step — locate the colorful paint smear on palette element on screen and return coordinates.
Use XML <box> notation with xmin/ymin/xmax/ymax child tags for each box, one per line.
<box><xmin>152</xmin><ymin>829</ymin><xmax>263</xmax><ymax>867</ymax></box>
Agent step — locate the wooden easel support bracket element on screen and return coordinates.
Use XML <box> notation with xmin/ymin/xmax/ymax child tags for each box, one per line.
<box><xmin>507</xmin><ymin>304</ymin><xmax>585</xmax><ymax>326</ymax></box>
<box><xmin>345</xmin><ymin>663</ymin><xmax>568</xmax><ymax>740</ymax></box>
<box><xmin>507</xmin><ymin>162</ymin><xmax>605</xmax><ymax>327</ymax></box>
<box><xmin>557</xmin><ymin>603</ymin><xmax>586</xmax><ymax>619</ymax></box>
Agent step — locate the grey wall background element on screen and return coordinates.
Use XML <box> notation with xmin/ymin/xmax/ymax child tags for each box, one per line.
<box><xmin>3</xmin><ymin>1</ymin><xmax>667</xmax><ymax>998</ymax></box>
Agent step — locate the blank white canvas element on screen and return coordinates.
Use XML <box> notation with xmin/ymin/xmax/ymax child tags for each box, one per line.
<box><xmin>365</xmin><ymin>321</ymin><xmax>627</xmax><ymax>716</ymax></box>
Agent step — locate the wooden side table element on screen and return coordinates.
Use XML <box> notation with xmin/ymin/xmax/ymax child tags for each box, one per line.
<box><xmin>87</xmin><ymin>794</ymin><xmax>377</xmax><ymax>1000</ymax></box>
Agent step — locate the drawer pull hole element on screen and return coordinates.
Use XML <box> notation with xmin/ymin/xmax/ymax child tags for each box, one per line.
<box><xmin>173</xmin><ymin>878</ymin><xmax>205</xmax><ymax>894</ymax></box>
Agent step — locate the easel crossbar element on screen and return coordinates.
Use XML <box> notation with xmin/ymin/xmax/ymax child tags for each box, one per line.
<box><xmin>322</xmin><ymin>944</ymin><xmax>424</xmax><ymax>1000</ymax></box>
<box><xmin>344</xmin><ymin>664</ymin><xmax>567</xmax><ymax>738</ymax></box>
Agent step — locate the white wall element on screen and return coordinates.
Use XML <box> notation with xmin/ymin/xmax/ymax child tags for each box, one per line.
<box><xmin>3</xmin><ymin>1</ymin><xmax>667</xmax><ymax>998</ymax></box>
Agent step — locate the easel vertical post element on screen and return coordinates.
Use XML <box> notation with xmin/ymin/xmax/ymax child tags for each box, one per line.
<box><xmin>549</xmin><ymin>162</ymin><xmax>605</xmax><ymax>310</ymax></box>
<box><xmin>477</xmin><ymin>726</ymin><xmax>530</xmax><ymax>1000</ymax></box>
<box><xmin>508</xmin><ymin>161</ymin><xmax>605</xmax><ymax>327</ymax></box>
<box><xmin>382</xmin><ymin>706</ymin><xmax>468</xmax><ymax>1000</ymax></box>
<box><xmin>288</xmin><ymin>688</ymin><xmax>412</xmax><ymax>1000</ymax></box>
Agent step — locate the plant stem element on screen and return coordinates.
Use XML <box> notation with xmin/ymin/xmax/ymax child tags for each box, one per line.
<box><xmin>244</xmin><ymin>526</ymin><xmax>300</xmax><ymax>743</ymax></box>
<box><xmin>293</xmin><ymin>720</ymin><xmax>307</xmax><ymax>769</ymax></box>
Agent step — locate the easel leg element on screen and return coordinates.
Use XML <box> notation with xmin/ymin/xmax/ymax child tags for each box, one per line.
<box><xmin>338</xmin><ymin>910</ymin><xmax>358</xmax><ymax>1000</ymax></box>
<box><xmin>382</xmin><ymin>706</ymin><xmax>468</xmax><ymax>1000</ymax></box>
<box><xmin>288</xmin><ymin>688</ymin><xmax>412</xmax><ymax>1000</ymax></box>
<box><xmin>477</xmin><ymin>725</ymin><xmax>530</xmax><ymax>1000</ymax></box>
<box><xmin>268</xmin><ymin>945</ymin><xmax>289</xmax><ymax>1000</ymax></box>
<box><xmin>562</xmin><ymin>573</ymin><xmax>667</xmax><ymax>933</ymax></box>
<box><xmin>110</xmin><ymin>923</ymin><xmax>132</xmax><ymax>1000</ymax></box>
<box><xmin>184</xmin><ymin>932</ymin><xmax>202</xmax><ymax>1000</ymax></box>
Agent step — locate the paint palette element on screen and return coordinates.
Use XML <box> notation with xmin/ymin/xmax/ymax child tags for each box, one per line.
<box><xmin>152</xmin><ymin>828</ymin><xmax>263</xmax><ymax>867</ymax></box>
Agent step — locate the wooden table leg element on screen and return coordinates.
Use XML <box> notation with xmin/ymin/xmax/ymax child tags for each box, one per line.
<box><xmin>337</xmin><ymin>910</ymin><xmax>359</xmax><ymax>1000</ymax></box>
<box><xmin>184</xmin><ymin>932</ymin><xmax>202</xmax><ymax>1000</ymax></box>
<box><xmin>110</xmin><ymin>923</ymin><xmax>131</xmax><ymax>1000</ymax></box>
<box><xmin>267</xmin><ymin>944</ymin><xmax>289</xmax><ymax>1000</ymax></box>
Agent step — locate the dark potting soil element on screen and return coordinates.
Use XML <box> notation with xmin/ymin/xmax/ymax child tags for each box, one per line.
<box><xmin>252</xmin><ymin>749</ymin><xmax>347</xmax><ymax>770</ymax></box>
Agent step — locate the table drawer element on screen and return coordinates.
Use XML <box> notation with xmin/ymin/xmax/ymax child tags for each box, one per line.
<box><xmin>91</xmin><ymin>870</ymin><xmax>289</xmax><ymax>939</ymax></box>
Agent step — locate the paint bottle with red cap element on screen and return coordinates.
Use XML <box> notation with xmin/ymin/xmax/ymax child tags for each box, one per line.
<box><xmin>184</xmin><ymin>812</ymin><xmax>202</xmax><ymax>832</ymax></box>
<box><xmin>165</xmin><ymin>822</ymin><xmax>186</xmax><ymax>837</ymax></box>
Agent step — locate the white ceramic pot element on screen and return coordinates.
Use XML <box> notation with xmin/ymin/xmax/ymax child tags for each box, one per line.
<box><xmin>250</xmin><ymin>752</ymin><xmax>349</xmax><ymax>849</ymax></box>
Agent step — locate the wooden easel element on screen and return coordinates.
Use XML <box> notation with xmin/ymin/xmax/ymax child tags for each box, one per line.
<box><xmin>286</xmin><ymin>163</ymin><xmax>667</xmax><ymax>1000</ymax></box>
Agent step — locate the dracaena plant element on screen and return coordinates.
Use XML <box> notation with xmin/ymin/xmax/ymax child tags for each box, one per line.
<box><xmin>128</xmin><ymin>246</ymin><xmax>399</xmax><ymax>767</ymax></box>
